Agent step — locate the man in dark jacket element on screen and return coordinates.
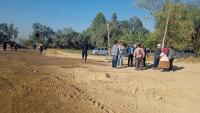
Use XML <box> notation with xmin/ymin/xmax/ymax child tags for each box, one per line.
<box><xmin>153</xmin><ymin>44</ymin><xmax>161</xmax><ymax>69</ymax></box>
<box><xmin>127</xmin><ymin>44</ymin><xmax>134</xmax><ymax>67</ymax></box>
<box><xmin>39</xmin><ymin>43</ymin><xmax>44</xmax><ymax>54</ymax></box>
<box><xmin>142</xmin><ymin>45</ymin><xmax>147</xmax><ymax>67</ymax></box>
<box><xmin>32</xmin><ymin>43</ymin><xmax>36</xmax><ymax>51</ymax></box>
<box><xmin>168</xmin><ymin>46</ymin><xmax>175</xmax><ymax>71</ymax></box>
<box><xmin>82</xmin><ymin>42</ymin><xmax>88</xmax><ymax>63</ymax></box>
<box><xmin>3</xmin><ymin>41</ymin><xmax>7</xmax><ymax>51</ymax></box>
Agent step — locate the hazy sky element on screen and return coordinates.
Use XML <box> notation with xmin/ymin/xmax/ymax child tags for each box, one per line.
<box><xmin>0</xmin><ymin>0</ymin><xmax>155</xmax><ymax>39</ymax></box>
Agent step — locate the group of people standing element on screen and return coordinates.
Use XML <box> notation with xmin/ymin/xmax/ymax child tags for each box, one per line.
<box><xmin>111</xmin><ymin>42</ymin><xmax>175</xmax><ymax>72</ymax></box>
<box><xmin>153</xmin><ymin>44</ymin><xmax>175</xmax><ymax>72</ymax></box>
<box><xmin>32</xmin><ymin>42</ymin><xmax>44</xmax><ymax>54</ymax></box>
<box><xmin>111</xmin><ymin>42</ymin><xmax>146</xmax><ymax>70</ymax></box>
<box><xmin>111</xmin><ymin>41</ymin><xmax>126</xmax><ymax>68</ymax></box>
<box><xmin>2</xmin><ymin>41</ymin><xmax>18</xmax><ymax>51</ymax></box>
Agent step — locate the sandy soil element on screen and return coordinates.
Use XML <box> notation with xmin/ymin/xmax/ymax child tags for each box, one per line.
<box><xmin>0</xmin><ymin>49</ymin><xmax>200</xmax><ymax>113</ymax></box>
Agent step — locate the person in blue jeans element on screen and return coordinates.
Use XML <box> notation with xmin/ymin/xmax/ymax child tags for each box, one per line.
<box><xmin>111</xmin><ymin>41</ymin><xmax>118</xmax><ymax>68</ymax></box>
<box><xmin>82</xmin><ymin>42</ymin><xmax>88</xmax><ymax>63</ymax></box>
<box><xmin>117</xmin><ymin>42</ymin><xmax>125</xmax><ymax>67</ymax></box>
<box><xmin>153</xmin><ymin>44</ymin><xmax>161</xmax><ymax>70</ymax></box>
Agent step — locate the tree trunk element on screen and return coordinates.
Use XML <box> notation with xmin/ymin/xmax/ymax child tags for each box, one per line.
<box><xmin>162</xmin><ymin>1</ymin><xmax>172</xmax><ymax>48</ymax></box>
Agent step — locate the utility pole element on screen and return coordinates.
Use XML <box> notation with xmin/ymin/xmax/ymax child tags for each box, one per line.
<box><xmin>162</xmin><ymin>0</ymin><xmax>172</xmax><ymax>48</ymax></box>
<box><xmin>107</xmin><ymin>23</ymin><xmax>111</xmax><ymax>56</ymax></box>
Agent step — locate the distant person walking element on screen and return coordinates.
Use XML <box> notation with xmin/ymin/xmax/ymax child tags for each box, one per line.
<box><xmin>14</xmin><ymin>43</ymin><xmax>18</xmax><ymax>51</ymax></box>
<box><xmin>3</xmin><ymin>42</ymin><xmax>7</xmax><ymax>51</ymax></box>
<box><xmin>127</xmin><ymin>44</ymin><xmax>134</xmax><ymax>67</ymax></box>
<box><xmin>134</xmin><ymin>44</ymin><xmax>144</xmax><ymax>70</ymax></box>
<box><xmin>117</xmin><ymin>42</ymin><xmax>125</xmax><ymax>67</ymax></box>
<box><xmin>168</xmin><ymin>46</ymin><xmax>175</xmax><ymax>71</ymax></box>
<box><xmin>153</xmin><ymin>44</ymin><xmax>162</xmax><ymax>70</ymax></box>
<box><xmin>159</xmin><ymin>46</ymin><xmax>170</xmax><ymax>71</ymax></box>
<box><xmin>32</xmin><ymin>43</ymin><xmax>37</xmax><ymax>51</ymax></box>
<box><xmin>39</xmin><ymin>43</ymin><xmax>44</xmax><ymax>54</ymax></box>
<box><xmin>82</xmin><ymin>42</ymin><xmax>88</xmax><ymax>63</ymax></box>
<box><xmin>111</xmin><ymin>41</ymin><xmax>118</xmax><ymax>68</ymax></box>
<box><xmin>10</xmin><ymin>41</ymin><xmax>14</xmax><ymax>51</ymax></box>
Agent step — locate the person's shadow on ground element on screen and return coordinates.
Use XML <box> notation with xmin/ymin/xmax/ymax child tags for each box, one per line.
<box><xmin>143</xmin><ymin>63</ymin><xmax>154</xmax><ymax>70</ymax></box>
<box><xmin>173</xmin><ymin>66</ymin><xmax>184</xmax><ymax>71</ymax></box>
<box><xmin>142</xmin><ymin>63</ymin><xmax>185</xmax><ymax>72</ymax></box>
<box><xmin>113</xmin><ymin>63</ymin><xmax>185</xmax><ymax>72</ymax></box>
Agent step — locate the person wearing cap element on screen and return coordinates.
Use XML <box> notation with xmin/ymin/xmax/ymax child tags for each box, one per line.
<box><xmin>153</xmin><ymin>44</ymin><xmax>162</xmax><ymax>70</ymax></box>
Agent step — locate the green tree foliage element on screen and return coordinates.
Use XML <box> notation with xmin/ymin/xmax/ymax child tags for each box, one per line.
<box><xmin>111</xmin><ymin>13</ymin><xmax>118</xmax><ymax>24</ymax></box>
<box><xmin>32</xmin><ymin>23</ymin><xmax>55</xmax><ymax>46</ymax></box>
<box><xmin>11</xmin><ymin>12</ymin><xmax>149</xmax><ymax>49</ymax></box>
<box><xmin>135</xmin><ymin>0</ymin><xmax>200</xmax><ymax>54</ymax></box>
<box><xmin>154</xmin><ymin>3</ymin><xmax>194</xmax><ymax>49</ymax></box>
<box><xmin>0</xmin><ymin>23</ymin><xmax>18</xmax><ymax>43</ymax></box>
<box><xmin>189</xmin><ymin>4</ymin><xmax>200</xmax><ymax>55</ymax></box>
<box><xmin>113</xmin><ymin>16</ymin><xmax>149</xmax><ymax>44</ymax></box>
<box><xmin>89</xmin><ymin>12</ymin><xmax>107</xmax><ymax>47</ymax></box>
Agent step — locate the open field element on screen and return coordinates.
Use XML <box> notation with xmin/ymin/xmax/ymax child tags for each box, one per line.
<box><xmin>0</xmin><ymin>49</ymin><xmax>200</xmax><ymax>113</ymax></box>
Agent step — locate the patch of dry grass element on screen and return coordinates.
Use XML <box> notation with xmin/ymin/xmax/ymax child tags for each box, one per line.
<box><xmin>177</xmin><ymin>56</ymin><xmax>200</xmax><ymax>63</ymax></box>
<box><xmin>147</xmin><ymin>55</ymin><xmax>200</xmax><ymax>63</ymax></box>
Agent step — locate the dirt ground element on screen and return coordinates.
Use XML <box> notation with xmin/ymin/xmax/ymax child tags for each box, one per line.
<box><xmin>0</xmin><ymin>49</ymin><xmax>200</xmax><ymax>113</ymax></box>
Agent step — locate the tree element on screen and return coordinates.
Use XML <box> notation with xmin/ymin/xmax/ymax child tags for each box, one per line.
<box><xmin>111</xmin><ymin>13</ymin><xmax>118</xmax><ymax>24</ymax></box>
<box><xmin>13</xmin><ymin>28</ymin><xmax>19</xmax><ymax>41</ymax></box>
<box><xmin>90</xmin><ymin>12</ymin><xmax>107</xmax><ymax>47</ymax></box>
<box><xmin>0</xmin><ymin>23</ymin><xmax>18</xmax><ymax>43</ymax></box>
<box><xmin>189</xmin><ymin>4</ymin><xmax>200</xmax><ymax>56</ymax></box>
<box><xmin>114</xmin><ymin>16</ymin><xmax>148</xmax><ymax>44</ymax></box>
<box><xmin>135</xmin><ymin>0</ymin><xmax>200</xmax><ymax>53</ymax></box>
<box><xmin>32</xmin><ymin>23</ymin><xmax>55</xmax><ymax>46</ymax></box>
<box><xmin>8</xmin><ymin>23</ymin><xmax>15</xmax><ymax>41</ymax></box>
<box><xmin>130</xmin><ymin>16</ymin><xmax>143</xmax><ymax>31</ymax></box>
<box><xmin>135</xmin><ymin>0</ymin><xmax>181</xmax><ymax>47</ymax></box>
<box><xmin>0</xmin><ymin>23</ymin><xmax>8</xmax><ymax>43</ymax></box>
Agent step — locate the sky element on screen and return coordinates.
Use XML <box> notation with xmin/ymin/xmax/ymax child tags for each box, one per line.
<box><xmin>0</xmin><ymin>0</ymin><xmax>155</xmax><ymax>39</ymax></box>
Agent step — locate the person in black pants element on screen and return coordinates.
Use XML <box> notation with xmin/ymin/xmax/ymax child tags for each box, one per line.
<box><xmin>153</xmin><ymin>44</ymin><xmax>161</xmax><ymax>70</ymax></box>
<box><xmin>142</xmin><ymin>45</ymin><xmax>147</xmax><ymax>67</ymax></box>
<box><xmin>82</xmin><ymin>42</ymin><xmax>88</xmax><ymax>63</ymax></box>
<box><xmin>3</xmin><ymin>42</ymin><xmax>7</xmax><ymax>51</ymax></box>
<box><xmin>39</xmin><ymin>43</ymin><xmax>44</xmax><ymax>54</ymax></box>
<box><xmin>10</xmin><ymin>41</ymin><xmax>14</xmax><ymax>51</ymax></box>
<box><xmin>169</xmin><ymin>46</ymin><xmax>175</xmax><ymax>71</ymax></box>
<box><xmin>127</xmin><ymin>44</ymin><xmax>134</xmax><ymax>67</ymax></box>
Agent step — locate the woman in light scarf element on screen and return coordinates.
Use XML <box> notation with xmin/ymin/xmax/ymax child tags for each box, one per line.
<box><xmin>159</xmin><ymin>47</ymin><xmax>170</xmax><ymax>71</ymax></box>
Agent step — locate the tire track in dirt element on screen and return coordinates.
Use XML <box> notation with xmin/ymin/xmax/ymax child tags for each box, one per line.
<box><xmin>0</xmin><ymin>76</ymin><xmax>16</xmax><ymax>93</ymax></box>
<box><xmin>1</xmin><ymin>66</ymin><xmax>133</xmax><ymax>113</ymax></box>
<box><xmin>0</xmin><ymin>76</ymin><xmax>20</xmax><ymax>113</ymax></box>
<box><xmin>52</xmin><ymin>76</ymin><xmax>116</xmax><ymax>113</ymax></box>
